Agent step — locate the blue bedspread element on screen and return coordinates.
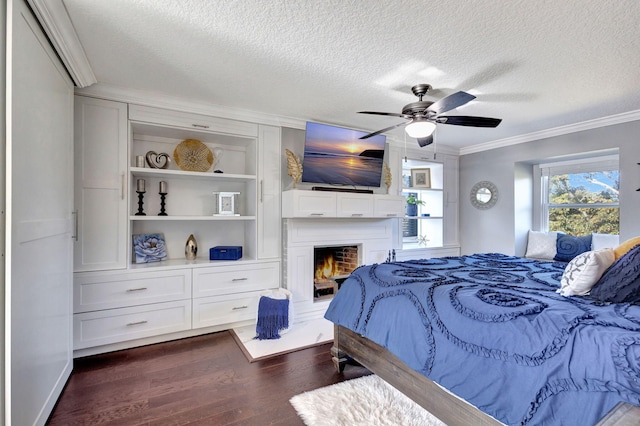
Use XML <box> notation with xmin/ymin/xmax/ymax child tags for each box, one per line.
<box><xmin>324</xmin><ymin>253</ymin><xmax>640</xmax><ymax>425</ymax></box>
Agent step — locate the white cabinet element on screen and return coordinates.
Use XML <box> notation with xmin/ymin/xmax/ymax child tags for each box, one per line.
<box><xmin>192</xmin><ymin>261</ymin><xmax>279</xmax><ymax>329</ymax></box>
<box><xmin>192</xmin><ymin>262</ymin><xmax>279</xmax><ymax>298</ymax></box>
<box><xmin>282</xmin><ymin>190</ymin><xmax>404</xmax><ymax>218</ymax></box>
<box><xmin>282</xmin><ymin>190</ymin><xmax>337</xmax><ymax>217</ymax></box>
<box><xmin>193</xmin><ymin>292</ymin><xmax>265</xmax><ymax>329</ymax></box>
<box><xmin>374</xmin><ymin>195</ymin><xmax>405</xmax><ymax>217</ymax></box>
<box><xmin>74</xmin><ymin>300</ymin><xmax>191</xmax><ymax>350</ymax></box>
<box><xmin>73</xmin><ymin>259</ymin><xmax>279</xmax><ymax>353</ymax></box>
<box><xmin>73</xmin><ymin>268</ymin><xmax>192</xmax><ymax>350</ymax></box>
<box><xmin>129</xmin><ymin>104</ymin><xmax>258</xmax><ymax>137</ymax></box>
<box><xmin>74</xmin><ymin>96</ymin><xmax>128</xmax><ymax>271</ymax></box>
<box><xmin>257</xmin><ymin>125</ymin><xmax>281</xmax><ymax>258</ymax></box>
<box><xmin>336</xmin><ymin>193</ymin><xmax>374</xmax><ymax>217</ymax></box>
<box><xmin>74</xmin><ymin>269</ymin><xmax>191</xmax><ymax>313</ymax></box>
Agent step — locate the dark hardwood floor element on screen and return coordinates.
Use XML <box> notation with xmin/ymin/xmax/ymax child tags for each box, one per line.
<box><xmin>47</xmin><ymin>331</ymin><xmax>370</xmax><ymax>425</ymax></box>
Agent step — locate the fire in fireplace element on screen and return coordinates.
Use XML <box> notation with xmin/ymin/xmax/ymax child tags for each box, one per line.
<box><xmin>313</xmin><ymin>245</ymin><xmax>359</xmax><ymax>301</ymax></box>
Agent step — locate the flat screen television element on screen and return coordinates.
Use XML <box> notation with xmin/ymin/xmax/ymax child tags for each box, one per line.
<box><xmin>301</xmin><ymin>121</ymin><xmax>386</xmax><ymax>187</ymax></box>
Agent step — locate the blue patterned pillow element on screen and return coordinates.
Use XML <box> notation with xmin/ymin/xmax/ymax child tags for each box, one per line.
<box><xmin>554</xmin><ymin>234</ymin><xmax>592</xmax><ymax>262</ymax></box>
<box><xmin>590</xmin><ymin>244</ymin><xmax>640</xmax><ymax>303</ymax></box>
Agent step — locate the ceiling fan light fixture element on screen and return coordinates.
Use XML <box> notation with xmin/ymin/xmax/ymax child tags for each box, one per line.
<box><xmin>358</xmin><ymin>84</ymin><xmax>501</xmax><ymax>142</ymax></box>
<box><xmin>405</xmin><ymin>120</ymin><xmax>436</xmax><ymax>138</ymax></box>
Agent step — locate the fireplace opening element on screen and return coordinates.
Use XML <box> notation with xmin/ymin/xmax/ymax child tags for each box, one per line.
<box><xmin>313</xmin><ymin>245</ymin><xmax>359</xmax><ymax>301</ymax></box>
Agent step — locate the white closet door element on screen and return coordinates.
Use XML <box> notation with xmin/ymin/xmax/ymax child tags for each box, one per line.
<box><xmin>6</xmin><ymin>0</ymin><xmax>74</xmax><ymax>424</ymax></box>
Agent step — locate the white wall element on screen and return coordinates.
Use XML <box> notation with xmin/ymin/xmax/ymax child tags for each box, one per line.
<box><xmin>459</xmin><ymin>121</ymin><xmax>640</xmax><ymax>255</ymax></box>
<box><xmin>513</xmin><ymin>162</ymin><xmax>533</xmax><ymax>256</ymax></box>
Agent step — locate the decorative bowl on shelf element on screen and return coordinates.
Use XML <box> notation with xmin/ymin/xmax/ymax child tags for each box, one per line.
<box><xmin>173</xmin><ymin>139</ymin><xmax>214</xmax><ymax>172</ymax></box>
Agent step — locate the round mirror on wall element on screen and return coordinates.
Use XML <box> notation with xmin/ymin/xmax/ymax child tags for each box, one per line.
<box><xmin>470</xmin><ymin>181</ymin><xmax>498</xmax><ymax>209</ymax></box>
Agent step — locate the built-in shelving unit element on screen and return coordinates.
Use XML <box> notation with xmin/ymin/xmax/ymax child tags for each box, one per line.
<box><xmin>73</xmin><ymin>98</ymin><xmax>282</xmax><ymax>356</ymax></box>
<box><xmin>129</xmin><ymin>115</ymin><xmax>259</xmax><ymax>262</ymax></box>
<box><xmin>401</xmin><ymin>159</ymin><xmax>445</xmax><ymax>249</ymax></box>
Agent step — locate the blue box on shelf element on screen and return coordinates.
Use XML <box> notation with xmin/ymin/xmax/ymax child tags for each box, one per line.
<box><xmin>210</xmin><ymin>246</ymin><xmax>243</xmax><ymax>261</ymax></box>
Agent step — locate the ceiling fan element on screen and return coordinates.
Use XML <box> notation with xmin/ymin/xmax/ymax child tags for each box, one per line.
<box><xmin>359</xmin><ymin>84</ymin><xmax>502</xmax><ymax>147</ymax></box>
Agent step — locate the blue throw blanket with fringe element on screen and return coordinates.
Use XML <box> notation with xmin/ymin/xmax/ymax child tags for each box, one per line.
<box><xmin>256</xmin><ymin>296</ymin><xmax>289</xmax><ymax>340</ymax></box>
<box><xmin>324</xmin><ymin>253</ymin><xmax>640</xmax><ymax>425</ymax></box>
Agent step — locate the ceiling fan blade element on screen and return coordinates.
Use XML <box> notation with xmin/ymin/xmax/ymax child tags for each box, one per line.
<box><xmin>437</xmin><ymin>115</ymin><xmax>502</xmax><ymax>127</ymax></box>
<box><xmin>359</xmin><ymin>121</ymin><xmax>409</xmax><ymax>139</ymax></box>
<box><xmin>427</xmin><ymin>91</ymin><xmax>476</xmax><ymax>114</ymax></box>
<box><xmin>417</xmin><ymin>134</ymin><xmax>434</xmax><ymax>147</ymax></box>
<box><xmin>359</xmin><ymin>111</ymin><xmax>410</xmax><ymax>119</ymax></box>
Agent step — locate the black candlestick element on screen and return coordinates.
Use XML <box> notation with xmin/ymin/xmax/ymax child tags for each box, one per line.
<box><xmin>135</xmin><ymin>191</ymin><xmax>146</xmax><ymax>216</ymax></box>
<box><xmin>158</xmin><ymin>192</ymin><xmax>168</xmax><ymax>216</ymax></box>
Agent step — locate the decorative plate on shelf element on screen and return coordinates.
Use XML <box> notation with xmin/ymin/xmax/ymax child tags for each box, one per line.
<box><xmin>173</xmin><ymin>139</ymin><xmax>214</xmax><ymax>172</ymax></box>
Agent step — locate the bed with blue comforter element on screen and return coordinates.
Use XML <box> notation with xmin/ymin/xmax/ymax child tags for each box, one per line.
<box><xmin>324</xmin><ymin>253</ymin><xmax>640</xmax><ymax>425</ymax></box>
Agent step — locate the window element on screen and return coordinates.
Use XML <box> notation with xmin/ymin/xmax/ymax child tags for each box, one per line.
<box><xmin>539</xmin><ymin>156</ymin><xmax>619</xmax><ymax>235</ymax></box>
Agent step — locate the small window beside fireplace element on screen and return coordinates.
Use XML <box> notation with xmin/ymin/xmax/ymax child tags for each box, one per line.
<box><xmin>313</xmin><ymin>245</ymin><xmax>359</xmax><ymax>301</ymax></box>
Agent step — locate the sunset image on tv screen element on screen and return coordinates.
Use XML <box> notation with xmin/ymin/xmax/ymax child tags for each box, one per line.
<box><xmin>301</xmin><ymin>122</ymin><xmax>386</xmax><ymax>187</ymax></box>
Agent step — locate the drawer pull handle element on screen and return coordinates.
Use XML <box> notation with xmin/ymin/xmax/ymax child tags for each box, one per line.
<box><xmin>351</xmin><ymin>213</ymin><xmax>363</xmax><ymax>217</ymax></box>
<box><xmin>126</xmin><ymin>287</ymin><xmax>148</xmax><ymax>292</ymax></box>
<box><xmin>126</xmin><ymin>320</ymin><xmax>148</xmax><ymax>326</ymax></box>
<box><xmin>121</xmin><ymin>172</ymin><xmax>125</xmax><ymax>200</ymax></box>
<box><xmin>232</xmin><ymin>278</ymin><xmax>248</xmax><ymax>282</ymax></box>
<box><xmin>192</xmin><ymin>123</ymin><xmax>210</xmax><ymax>129</ymax></box>
<box><xmin>310</xmin><ymin>213</ymin><xmax>324</xmax><ymax>216</ymax></box>
<box><xmin>260</xmin><ymin>180</ymin><xmax>264</xmax><ymax>203</ymax></box>
<box><xmin>72</xmin><ymin>210</ymin><xmax>78</xmax><ymax>241</ymax></box>
<box><xmin>386</xmin><ymin>213</ymin><xmax>398</xmax><ymax>217</ymax></box>
<box><xmin>232</xmin><ymin>305</ymin><xmax>248</xmax><ymax>310</ymax></box>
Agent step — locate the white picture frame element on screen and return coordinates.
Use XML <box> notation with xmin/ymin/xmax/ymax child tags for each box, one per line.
<box><xmin>213</xmin><ymin>191</ymin><xmax>240</xmax><ymax>216</ymax></box>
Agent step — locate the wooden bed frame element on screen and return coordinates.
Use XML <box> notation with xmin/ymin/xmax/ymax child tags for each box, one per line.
<box><xmin>331</xmin><ymin>325</ymin><xmax>638</xmax><ymax>426</ymax></box>
<box><xmin>331</xmin><ymin>324</ymin><xmax>503</xmax><ymax>426</ymax></box>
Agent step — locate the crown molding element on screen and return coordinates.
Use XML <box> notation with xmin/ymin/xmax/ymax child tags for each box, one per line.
<box><xmin>27</xmin><ymin>0</ymin><xmax>96</xmax><ymax>87</ymax></box>
<box><xmin>74</xmin><ymin>82</ymin><xmax>640</xmax><ymax>158</ymax></box>
<box><xmin>75</xmin><ymin>83</ymin><xmax>308</xmax><ymax>129</ymax></box>
<box><xmin>459</xmin><ymin>109</ymin><xmax>640</xmax><ymax>156</ymax></box>
<box><xmin>77</xmin><ymin>83</ymin><xmax>461</xmax><ymax>155</ymax></box>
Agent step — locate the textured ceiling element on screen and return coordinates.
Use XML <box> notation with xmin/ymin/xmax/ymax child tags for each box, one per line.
<box><xmin>62</xmin><ymin>0</ymin><xmax>640</xmax><ymax>151</ymax></box>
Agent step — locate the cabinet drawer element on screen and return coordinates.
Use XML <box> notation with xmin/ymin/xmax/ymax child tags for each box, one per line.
<box><xmin>73</xmin><ymin>300</ymin><xmax>191</xmax><ymax>349</ymax></box>
<box><xmin>374</xmin><ymin>195</ymin><xmax>405</xmax><ymax>217</ymax></box>
<box><xmin>336</xmin><ymin>193</ymin><xmax>374</xmax><ymax>217</ymax></box>
<box><xmin>282</xmin><ymin>190</ymin><xmax>337</xmax><ymax>217</ymax></box>
<box><xmin>74</xmin><ymin>269</ymin><xmax>192</xmax><ymax>313</ymax></box>
<box><xmin>193</xmin><ymin>262</ymin><xmax>279</xmax><ymax>298</ymax></box>
<box><xmin>129</xmin><ymin>104</ymin><xmax>258</xmax><ymax>137</ymax></box>
<box><xmin>192</xmin><ymin>291</ymin><xmax>269</xmax><ymax>329</ymax></box>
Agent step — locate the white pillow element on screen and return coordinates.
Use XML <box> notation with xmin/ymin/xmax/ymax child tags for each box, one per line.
<box><xmin>557</xmin><ymin>249</ymin><xmax>615</xmax><ymax>296</ymax></box>
<box><xmin>525</xmin><ymin>230</ymin><xmax>558</xmax><ymax>260</ymax></box>
<box><xmin>591</xmin><ymin>233</ymin><xmax>619</xmax><ymax>251</ymax></box>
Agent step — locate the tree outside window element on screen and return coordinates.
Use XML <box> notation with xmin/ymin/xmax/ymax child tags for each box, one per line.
<box><xmin>546</xmin><ymin>170</ymin><xmax>619</xmax><ymax>235</ymax></box>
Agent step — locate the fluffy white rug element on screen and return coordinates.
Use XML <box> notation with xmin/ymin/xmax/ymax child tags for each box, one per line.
<box><xmin>290</xmin><ymin>375</ymin><xmax>446</xmax><ymax>426</ymax></box>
